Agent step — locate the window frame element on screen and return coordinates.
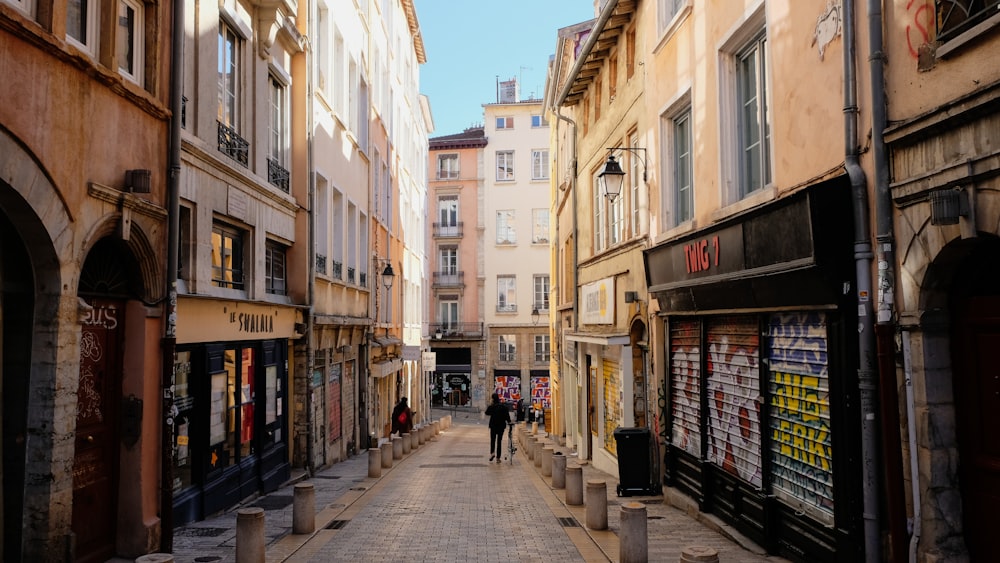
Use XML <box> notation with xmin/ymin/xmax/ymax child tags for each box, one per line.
<box><xmin>211</xmin><ymin>221</ymin><xmax>247</xmax><ymax>290</ymax></box>
<box><xmin>531</xmin><ymin>114</ymin><xmax>549</xmax><ymax>128</ymax></box>
<box><xmin>496</xmin><ymin>210</ymin><xmax>516</xmax><ymax>244</ymax></box>
<box><xmin>534</xmin><ymin>334</ymin><xmax>551</xmax><ymax>363</ymax></box>
<box><xmin>437</xmin><ymin>153</ymin><xmax>459</xmax><ymax>180</ymax></box>
<box><xmin>533</xmin><ymin>275</ymin><xmax>550</xmax><ymax>312</ymax></box>
<box><xmin>531</xmin><ymin>149</ymin><xmax>549</xmax><ymax>181</ymax></box>
<box><xmin>672</xmin><ymin>107</ymin><xmax>694</xmax><ymax>225</ymax></box>
<box><xmin>66</xmin><ymin>0</ymin><xmax>99</xmax><ymax>56</ymax></box>
<box><xmin>265</xmin><ymin>240</ymin><xmax>287</xmax><ymax>295</ymax></box>
<box><xmin>117</xmin><ymin>0</ymin><xmax>144</xmax><ymax>85</ymax></box>
<box><xmin>496</xmin><ymin>116</ymin><xmax>514</xmax><ymax>130</ymax></box>
<box><xmin>497</xmin><ymin>275</ymin><xmax>517</xmax><ymax>313</ymax></box>
<box><xmin>531</xmin><ymin>208</ymin><xmax>549</xmax><ymax>244</ymax></box>
<box><xmin>218</xmin><ymin>20</ymin><xmax>242</xmax><ymax>131</ymax></box>
<box><xmin>735</xmin><ymin>32</ymin><xmax>771</xmax><ymax>197</ymax></box>
<box><xmin>498</xmin><ymin>334</ymin><xmax>517</xmax><ymax>362</ymax></box>
<box><xmin>3</xmin><ymin>0</ymin><xmax>35</xmax><ymax>18</ymax></box>
<box><xmin>496</xmin><ymin>150</ymin><xmax>515</xmax><ymax>181</ymax></box>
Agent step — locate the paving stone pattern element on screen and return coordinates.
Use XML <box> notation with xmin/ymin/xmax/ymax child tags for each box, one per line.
<box><xmin>168</xmin><ymin>408</ymin><xmax>790</xmax><ymax>563</ymax></box>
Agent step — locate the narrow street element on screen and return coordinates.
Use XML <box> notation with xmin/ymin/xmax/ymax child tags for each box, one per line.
<box><xmin>170</xmin><ymin>410</ymin><xmax>788</xmax><ymax>563</ymax></box>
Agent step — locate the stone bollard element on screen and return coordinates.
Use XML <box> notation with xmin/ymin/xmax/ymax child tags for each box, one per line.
<box><xmin>679</xmin><ymin>546</ymin><xmax>719</xmax><ymax>563</ymax></box>
<box><xmin>585</xmin><ymin>480</ymin><xmax>608</xmax><ymax>530</ymax></box>
<box><xmin>401</xmin><ymin>433</ymin><xmax>411</xmax><ymax>454</ymax></box>
<box><xmin>380</xmin><ymin>441</ymin><xmax>393</xmax><ymax>468</ymax></box>
<box><xmin>531</xmin><ymin>421</ymin><xmax>539</xmax><ymax>434</ymax></box>
<box><xmin>411</xmin><ymin>428</ymin><xmax>420</xmax><ymax>450</ymax></box>
<box><xmin>392</xmin><ymin>436</ymin><xmax>403</xmax><ymax>459</ymax></box>
<box><xmin>527</xmin><ymin>436</ymin><xmax>537</xmax><ymax>461</ymax></box>
<box><xmin>432</xmin><ymin>421</ymin><xmax>440</xmax><ymax>437</ymax></box>
<box><xmin>235</xmin><ymin>507</ymin><xmax>265</xmax><ymax>563</ymax></box>
<box><xmin>367</xmin><ymin>447</ymin><xmax>382</xmax><ymax>478</ymax></box>
<box><xmin>292</xmin><ymin>482</ymin><xmax>315</xmax><ymax>534</ymax></box>
<box><xmin>552</xmin><ymin>452</ymin><xmax>566</xmax><ymax>489</ymax></box>
<box><xmin>620</xmin><ymin>502</ymin><xmax>648</xmax><ymax>563</ymax></box>
<box><xmin>420</xmin><ymin>425</ymin><xmax>429</xmax><ymax>444</ymax></box>
<box><xmin>534</xmin><ymin>440</ymin><xmax>544</xmax><ymax>468</ymax></box>
<box><xmin>136</xmin><ymin>555</ymin><xmax>174</xmax><ymax>563</ymax></box>
<box><xmin>565</xmin><ymin>465</ymin><xmax>584</xmax><ymax>505</ymax></box>
<box><xmin>541</xmin><ymin>446</ymin><xmax>554</xmax><ymax>477</ymax></box>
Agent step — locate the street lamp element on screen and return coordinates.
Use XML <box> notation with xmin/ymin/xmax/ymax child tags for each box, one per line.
<box><xmin>381</xmin><ymin>263</ymin><xmax>395</xmax><ymax>290</ymax></box>
<box><xmin>531</xmin><ymin>307</ymin><xmax>540</xmax><ymax>326</ymax></box>
<box><xmin>598</xmin><ymin>147</ymin><xmax>648</xmax><ymax>202</ymax></box>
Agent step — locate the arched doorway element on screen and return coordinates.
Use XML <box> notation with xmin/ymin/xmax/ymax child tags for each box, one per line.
<box><xmin>0</xmin><ymin>205</ymin><xmax>36</xmax><ymax>563</ymax></box>
<box><xmin>945</xmin><ymin>235</ymin><xmax>1000</xmax><ymax>561</ymax></box>
<box><xmin>73</xmin><ymin>238</ymin><xmax>143</xmax><ymax>563</ymax></box>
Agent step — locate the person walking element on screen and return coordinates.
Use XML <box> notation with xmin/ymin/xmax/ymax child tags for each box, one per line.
<box><xmin>485</xmin><ymin>393</ymin><xmax>510</xmax><ymax>463</ymax></box>
<box><xmin>391</xmin><ymin>397</ymin><xmax>413</xmax><ymax>436</ymax></box>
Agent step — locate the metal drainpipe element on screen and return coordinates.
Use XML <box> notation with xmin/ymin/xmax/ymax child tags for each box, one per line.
<box><xmin>843</xmin><ymin>0</ymin><xmax>880</xmax><ymax>560</ymax></box>
<box><xmin>160</xmin><ymin>0</ymin><xmax>184</xmax><ymax>550</ymax></box>
<box><xmin>304</xmin><ymin>0</ymin><xmax>316</xmax><ymax>474</ymax></box>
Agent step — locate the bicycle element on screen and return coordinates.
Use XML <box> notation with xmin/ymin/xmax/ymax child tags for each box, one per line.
<box><xmin>505</xmin><ymin>420</ymin><xmax>517</xmax><ymax>464</ymax></box>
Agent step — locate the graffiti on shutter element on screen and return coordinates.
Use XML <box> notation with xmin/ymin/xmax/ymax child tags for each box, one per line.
<box><xmin>670</xmin><ymin>319</ymin><xmax>701</xmax><ymax>457</ymax></box>
<box><xmin>603</xmin><ymin>359</ymin><xmax>621</xmax><ymax>454</ymax></box>
<box><xmin>767</xmin><ymin>312</ymin><xmax>834</xmax><ymax>523</ymax></box>
<box><xmin>706</xmin><ymin>316</ymin><xmax>762</xmax><ymax>487</ymax></box>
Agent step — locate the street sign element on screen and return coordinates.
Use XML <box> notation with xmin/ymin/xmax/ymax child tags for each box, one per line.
<box><xmin>422</xmin><ymin>351</ymin><xmax>436</xmax><ymax>371</ymax></box>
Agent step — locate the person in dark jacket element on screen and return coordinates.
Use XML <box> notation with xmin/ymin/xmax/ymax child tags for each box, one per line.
<box><xmin>391</xmin><ymin>397</ymin><xmax>413</xmax><ymax>435</ymax></box>
<box><xmin>485</xmin><ymin>393</ymin><xmax>510</xmax><ymax>463</ymax></box>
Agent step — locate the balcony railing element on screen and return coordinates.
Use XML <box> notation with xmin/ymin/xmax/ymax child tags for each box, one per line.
<box><xmin>359</xmin><ymin>271</ymin><xmax>367</xmax><ymax>287</ymax></box>
<box><xmin>267</xmin><ymin>157</ymin><xmax>290</xmax><ymax>193</ymax></box>
<box><xmin>428</xmin><ymin>322</ymin><xmax>484</xmax><ymax>339</ymax></box>
<box><xmin>347</xmin><ymin>267</ymin><xmax>355</xmax><ymax>284</ymax></box>
<box><xmin>496</xmin><ymin>303</ymin><xmax>518</xmax><ymax>313</ymax></box>
<box><xmin>498</xmin><ymin>351</ymin><xmax>516</xmax><ymax>362</ymax></box>
<box><xmin>332</xmin><ymin>260</ymin><xmax>343</xmax><ymax>279</ymax></box>
<box><xmin>432</xmin><ymin>222</ymin><xmax>464</xmax><ymax>238</ymax></box>
<box><xmin>217</xmin><ymin>121</ymin><xmax>249</xmax><ymax>167</ymax></box>
<box><xmin>432</xmin><ymin>271</ymin><xmax>465</xmax><ymax>288</ymax></box>
<box><xmin>315</xmin><ymin>253</ymin><xmax>327</xmax><ymax>275</ymax></box>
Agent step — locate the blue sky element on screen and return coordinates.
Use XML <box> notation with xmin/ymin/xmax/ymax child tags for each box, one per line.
<box><xmin>414</xmin><ymin>1</ymin><xmax>596</xmax><ymax>137</ymax></box>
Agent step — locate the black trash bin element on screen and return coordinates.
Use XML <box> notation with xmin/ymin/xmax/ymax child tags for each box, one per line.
<box><xmin>613</xmin><ymin>427</ymin><xmax>654</xmax><ymax>496</ymax></box>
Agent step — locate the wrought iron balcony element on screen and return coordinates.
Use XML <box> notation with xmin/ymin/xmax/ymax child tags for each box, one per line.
<box><xmin>428</xmin><ymin>322</ymin><xmax>485</xmax><ymax>340</ymax></box>
<box><xmin>432</xmin><ymin>222</ymin><xmax>464</xmax><ymax>238</ymax></box>
<box><xmin>217</xmin><ymin>121</ymin><xmax>249</xmax><ymax>167</ymax></box>
<box><xmin>496</xmin><ymin>303</ymin><xmax>518</xmax><ymax>313</ymax></box>
<box><xmin>359</xmin><ymin>271</ymin><xmax>367</xmax><ymax>287</ymax></box>
<box><xmin>267</xmin><ymin>157</ymin><xmax>290</xmax><ymax>193</ymax></box>
<box><xmin>347</xmin><ymin>267</ymin><xmax>355</xmax><ymax>284</ymax></box>
<box><xmin>332</xmin><ymin>260</ymin><xmax>343</xmax><ymax>279</ymax></box>
<box><xmin>432</xmin><ymin>271</ymin><xmax>465</xmax><ymax>288</ymax></box>
<box><xmin>315</xmin><ymin>253</ymin><xmax>327</xmax><ymax>275</ymax></box>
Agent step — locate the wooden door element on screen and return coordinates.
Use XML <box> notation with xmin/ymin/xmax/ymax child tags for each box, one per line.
<box><xmin>953</xmin><ymin>295</ymin><xmax>1000</xmax><ymax>561</ymax></box>
<box><xmin>72</xmin><ymin>298</ymin><xmax>122</xmax><ymax>563</ymax></box>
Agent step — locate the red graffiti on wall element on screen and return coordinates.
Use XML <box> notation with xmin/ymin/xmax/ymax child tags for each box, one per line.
<box><xmin>906</xmin><ymin>0</ymin><xmax>933</xmax><ymax>59</ymax></box>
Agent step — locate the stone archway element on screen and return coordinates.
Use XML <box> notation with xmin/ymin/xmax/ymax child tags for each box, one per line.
<box><xmin>0</xmin><ymin>126</ymin><xmax>73</xmax><ymax>562</ymax></box>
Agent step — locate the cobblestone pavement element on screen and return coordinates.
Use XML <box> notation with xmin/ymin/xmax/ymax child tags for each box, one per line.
<box><xmin>166</xmin><ymin>408</ymin><xmax>791</xmax><ymax>563</ymax></box>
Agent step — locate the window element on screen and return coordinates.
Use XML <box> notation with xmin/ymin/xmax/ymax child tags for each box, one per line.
<box><xmin>67</xmin><ymin>0</ymin><xmax>98</xmax><ymax>55</ymax></box>
<box><xmin>534</xmin><ymin>335</ymin><xmax>550</xmax><ymax>363</ymax></box>
<box><xmin>496</xmin><ymin>210</ymin><xmax>516</xmax><ymax>244</ymax></box>
<box><xmin>267</xmin><ymin>74</ymin><xmax>290</xmax><ymax>192</ymax></box>
<box><xmin>315</xmin><ymin>175</ymin><xmax>329</xmax><ymax>273</ymax></box>
<box><xmin>672</xmin><ymin>108</ymin><xmax>693</xmax><ymax>224</ymax></box>
<box><xmin>534</xmin><ymin>275</ymin><xmax>550</xmax><ymax>311</ymax></box>
<box><xmin>610</xmin><ymin>178</ymin><xmax>625</xmax><ymax>245</ymax></box>
<box><xmin>438</xmin><ymin>296</ymin><xmax>458</xmax><ymax>330</ymax></box>
<box><xmin>437</xmin><ymin>154</ymin><xmax>459</xmax><ymax>179</ymax></box>
<box><xmin>265</xmin><ymin>241</ymin><xmax>287</xmax><ymax>295</ymax></box>
<box><xmin>531</xmin><ymin>150</ymin><xmax>549</xmax><ymax>180</ymax></box>
<box><xmin>531</xmin><ymin>114</ymin><xmax>549</xmax><ymax>128</ymax></box>
<box><xmin>358</xmin><ymin>75</ymin><xmax>370</xmax><ymax>151</ymax></box>
<box><xmin>3</xmin><ymin>0</ymin><xmax>34</xmax><ymax>18</ymax></box>
<box><xmin>626</xmin><ymin>27</ymin><xmax>636</xmax><ymax>79</ymax></box>
<box><xmin>496</xmin><ymin>151</ymin><xmax>515</xmax><ymax>181</ymax></box>
<box><xmin>532</xmin><ymin>209</ymin><xmax>549</xmax><ymax>244</ymax></box>
<box><xmin>593</xmin><ymin>176</ymin><xmax>605</xmax><ymax>252</ymax></box>
<box><xmin>372</xmin><ymin>148</ymin><xmax>381</xmax><ymax>220</ymax></box>
<box><xmin>659</xmin><ymin>0</ymin><xmax>687</xmax><ymax>34</ymax></box>
<box><xmin>736</xmin><ymin>32</ymin><xmax>771</xmax><ymax>196</ymax></box>
<box><xmin>316</xmin><ymin>4</ymin><xmax>329</xmax><ymax>92</ymax></box>
<box><xmin>496</xmin><ymin>116</ymin><xmax>514</xmax><ymax>130</ymax></box>
<box><xmin>212</xmin><ymin>222</ymin><xmax>246</xmax><ymax>290</ymax></box>
<box><xmin>439</xmin><ymin>246</ymin><xmax>458</xmax><ymax>275</ymax></box>
<box><xmin>218</xmin><ymin>21</ymin><xmax>248</xmax><ymax>167</ymax></box>
<box><xmin>629</xmin><ymin>131</ymin><xmax>641</xmax><ymax>237</ymax></box>
<box><xmin>497</xmin><ymin>276</ymin><xmax>517</xmax><ymax>313</ymax></box>
<box><xmin>117</xmin><ymin>0</ymin><xmax>144</xmax><ymax>84</ymax></box>
<box><xmin>499</xmin><ymin>335</ymin><xmax>517</xmax><ymax>362</ymax></box>
<box><xmin>937</xmin><ymin>0</ymin><xmax>1000</xmax><ymax>43</ymax></box>
<box><xmin>438</xmin><ymin>195</ymin><xmax>459</xmax><ymax>236</ymax></box>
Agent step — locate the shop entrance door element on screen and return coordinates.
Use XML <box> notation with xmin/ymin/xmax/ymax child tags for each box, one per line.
<box><xmin>953</xmin><ymin>295</ymin><xmax>1000</xmax><ymax>561</ymax></box>
<box><xmin>72</xmin><ymin>298</ymin><xmax>122</xmax><ymax>563</ymax></box>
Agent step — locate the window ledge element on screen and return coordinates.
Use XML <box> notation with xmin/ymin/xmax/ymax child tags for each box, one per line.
<box><xmin>711</xmin><ymin>185</ymin><xmax>776</xmax><ymax>223</ymax></box>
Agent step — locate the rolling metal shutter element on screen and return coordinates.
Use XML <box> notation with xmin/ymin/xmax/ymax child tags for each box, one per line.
<box><xmin>706</xmin><ymin>316</ymin><xmax>762</xmax><ymax>488</ymax></box>
<box><xmin>669</xmin><ymin>319</ymin><xmax>702</xmax><ymax>457</ymax></box>
<box><xmin>767</xmin><ymin>312</ymin><xmax>834</xmax><ymax>523</ymax></box>
<box><xmin>603</xmin><ymin>359</ymin><xmax>621</xmax><ymax>454</ymax></box>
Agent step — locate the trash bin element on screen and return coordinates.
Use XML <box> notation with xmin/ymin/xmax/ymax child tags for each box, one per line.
<box><xmin>613</xmin><ymin>427</ymin><xmax>654</xmax><ymax>496</ymax></box>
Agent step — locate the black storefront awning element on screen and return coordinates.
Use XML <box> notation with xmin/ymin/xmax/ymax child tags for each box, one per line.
<box><xmin>644</xmin><ymin>178</ymin><xmax>854</xmax><ymax>313</ymax></box>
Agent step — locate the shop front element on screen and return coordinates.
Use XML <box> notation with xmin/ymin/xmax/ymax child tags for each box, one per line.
<box><xmin>172</xmin><ymin>299</ymin><xmax>298</xmax><ymax>525</ymax></box>
<box><xmin>644</xmin><ymin>183</ymin><xmax>863</xmax><ymax>562</ymax></box>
